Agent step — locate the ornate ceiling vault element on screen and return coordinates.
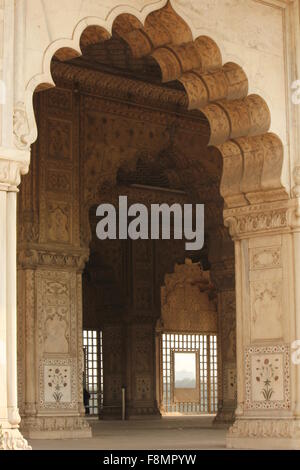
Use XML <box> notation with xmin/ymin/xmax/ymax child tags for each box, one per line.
<box><xmin>45</xmin><ymin>1</ymin><xmax>288</xmax><ymax>210</ymax></box>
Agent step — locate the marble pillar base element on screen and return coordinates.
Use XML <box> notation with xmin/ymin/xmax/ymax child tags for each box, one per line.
<box><xmin>213</xmin><ymin>404</ymin><xmax>236</xmax><ymax>428</ymax></box>
<box><xmin>0</xmin><ymin>426</ymin><xmax>31</xmax><ymax>450</ymax></box>
<box><xmin>226</xmin><ymin>418</ymin><xmax>300</xmax><ymax>450</ymax></box>
<box><xmin>20</xmin><ymin>416</ymin><xmax>92</xmax><ymax>440</ymax></box>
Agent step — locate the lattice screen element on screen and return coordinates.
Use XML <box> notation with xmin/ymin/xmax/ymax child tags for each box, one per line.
<box><xmin>162</xmin><ymin>333</ymin><xmax>218</xmax><ymax>414</ymax></box>
<box><xmin>83</xmin><ymin>330</ymin><xmax>103</xmax><ymax>416</ymax></box>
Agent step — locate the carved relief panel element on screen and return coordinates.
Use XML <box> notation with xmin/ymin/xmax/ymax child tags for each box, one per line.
<box><xmin>248</xmin><ymin>235</ymin><xmax>287</xmax><ymax>343</ymax></box>
<box><xmin>36</xmin><ymin>270</ymin><xmax>76</xmax><ymax>355</ymax></box>
<box><xmin>47</xmin><ymin>118</ymin><xmax>73</xmax><ymax>162</ymax></box>
<box><xmin>47</xmin><ymin>201</ymin><xmax>71</xmax><ymax>244</ymax></box>
<box><xmin>245</xmin><ymin>238</ymin><xmax>290</xmax><ymax>410</ymax></box>
<box><xmin>160</xmin><ymin>261</ymin><xmax>217</xmax><ymax>333</ymax></box>
<box><xmin>35</xmin><ymin>269</ymin><xmax>80</xmax><ymax>414</ymax></box>
<box><xmin>36</xmin><ymin>88</ymin><xmax>80</xmax><ymax>248</ymax></box>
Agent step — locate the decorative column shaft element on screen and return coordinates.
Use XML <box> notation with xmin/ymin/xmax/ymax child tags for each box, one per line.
<box><xmin>225</xmin><ymin>199</ymin><xmax>300</xmax><ymax>450</ymax></box>
<box><xmin>6</xmin><ymin>189</ymin><xmax>21</xmax><ymax>427</ymax></box>
<box><xmin>0</xmin><ymin>147</ymin><xmax>30</xmax><ymax>449</ymax></box>
<box><xmin>0</xmin><ymin>188</ymin><xmax>8</xmax><ymax>429</ymax></box>
<box><xmin>292</xmin><ymin>173</ymin><xmax>300</xmax><ymax>418</ymax></box>
<box><xmin>292</xmin><ymin>236</ymin><xmax>300</xmax><ymax>415</ymax></box>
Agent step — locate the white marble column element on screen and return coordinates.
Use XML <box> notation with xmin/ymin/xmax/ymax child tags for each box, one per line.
<box><xmin>6</xmin><ymin>189</ymin><xmax>21</xmax><ymax>428</ymax></box>
<box><xmin>0</xmin><ymin>150</ymin><xmax>30</xmax><ymax>450</ymax></box>
<box><xmin>0</xmin><ymin>187</ymin><xmax>9</xmax><ymax>432</ymax></box>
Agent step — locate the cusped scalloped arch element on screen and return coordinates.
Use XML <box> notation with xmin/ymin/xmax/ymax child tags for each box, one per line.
<box><xmin>24</xmin><ymin>0</ymin><xmax>287</xmax><ymax>208</ymax></box>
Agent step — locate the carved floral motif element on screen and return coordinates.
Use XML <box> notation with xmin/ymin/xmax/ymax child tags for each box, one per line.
<box><xmin>250</xmin><ymin>247</ymin><xmax>281</xmax><ymax>270</ymax></box>
<box><xmin>21</xmin><ymin>416</ymin><xmax>90</xmax><ymax>433</ymax></box>
<box><xmin>254</xmin><ymin>358</ymin><xmax>280</xmax><ymax>403</ymax></box>
<box><xmin>224</xmin><ymin>203</ymin><xmax>289</xmax><ymax>239</ymax></box>
<box><xmin>40</xmin><ymin>359</ymin><xmax>77</xmax><ymax>410</ymax></box>
<box><xmin>228</xmin><ymin>419</ymin><xmax>300</xmax><ymax>439</ymax></box>
<box><xmin>13</xmin><ymin>102</ymin><xmax>30</xmax><ymax>150</ymax></box>
<box><xmin>45</xmin><ymin>366</ymin><xmax>70</xmax><ymax>403</ymax></box>
<box><xmin>245</xmin><ymin>345</ymin><xmax>290</xmax><ymax>410</ymax></box>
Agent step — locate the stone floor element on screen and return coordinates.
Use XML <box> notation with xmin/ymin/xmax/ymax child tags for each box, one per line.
<box><xmin>28</xmin><ymin>416</ymin><xmax>227</xmax><ymax>450</ymax></box>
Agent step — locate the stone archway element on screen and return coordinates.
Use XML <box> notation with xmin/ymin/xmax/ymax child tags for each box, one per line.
<box><xmin>2</xmin><ymin>0</ymin><xmax>300</xmax><ymax>451</ymax></box>
<box><xmin>21</xmin><ymin>1</ymin><xmax>286</xmax><ymax>202</ymax></box>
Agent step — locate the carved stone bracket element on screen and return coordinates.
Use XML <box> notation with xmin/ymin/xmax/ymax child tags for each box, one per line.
<box><xmin>18</xmin><ymin>245</ymin><xmax>89</xmax><ymax>271</ymax></box>
<box><xmin>13</xmin><ymin>102</ymin><xmax>31</xmax><ymax>151</ymax></box>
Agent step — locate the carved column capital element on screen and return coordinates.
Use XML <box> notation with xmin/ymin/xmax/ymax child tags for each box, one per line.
<box><xmin>17</xmin><ymin>244</ymin><xmax>90</xmax><ymax>272</ymax></box>
<box><xmin>0</xmin><ymin>147</ymin><xmax>30</xmax><ymax>191</ymax></box>
<box><xmin>225</xmin><ymin>198</ymin><xmax>300</xmax><ymax>239</ymax></box>
<box><xmin>224</xmin><ymin>200</ymin><xmax>291</xmax><ymax>240</ymax></box>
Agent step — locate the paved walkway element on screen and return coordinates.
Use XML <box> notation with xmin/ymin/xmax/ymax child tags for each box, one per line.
<box><xmin>29</xmin><ymin>416</ymin><xmax>227</xmax><ymax>450</ymax></box>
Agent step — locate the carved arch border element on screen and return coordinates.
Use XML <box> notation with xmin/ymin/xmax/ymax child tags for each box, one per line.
<box><xmin>22</xmin><ymin>0</ymin><xmax>288</xmax><ymax>209</ymax></box>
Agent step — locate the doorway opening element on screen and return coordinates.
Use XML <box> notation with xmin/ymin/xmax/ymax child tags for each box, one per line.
<box><xmin>161</xmin><ymin>333</ymin><xmax>217</xmax><ymax>415</ymax></box>
<box><xmin>83</xmin><ymin>329</ymin><xmax>104</xmax><ymax>417</ymax></box>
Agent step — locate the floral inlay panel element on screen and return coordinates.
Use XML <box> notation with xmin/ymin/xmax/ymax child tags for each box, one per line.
<box><xmin>40</xmin><ymin>359</ymin><xmax>77</xmax><ymax>409</ymax></box>
<box><xmin>44</xmin><ymin>365</ymin><xmax>71</xmax><ymax>403</ymax></box>
<box><xmin>245</xmin><ymin>345</ymin><xmax>290</xmax><ymax>410</ymax></box>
